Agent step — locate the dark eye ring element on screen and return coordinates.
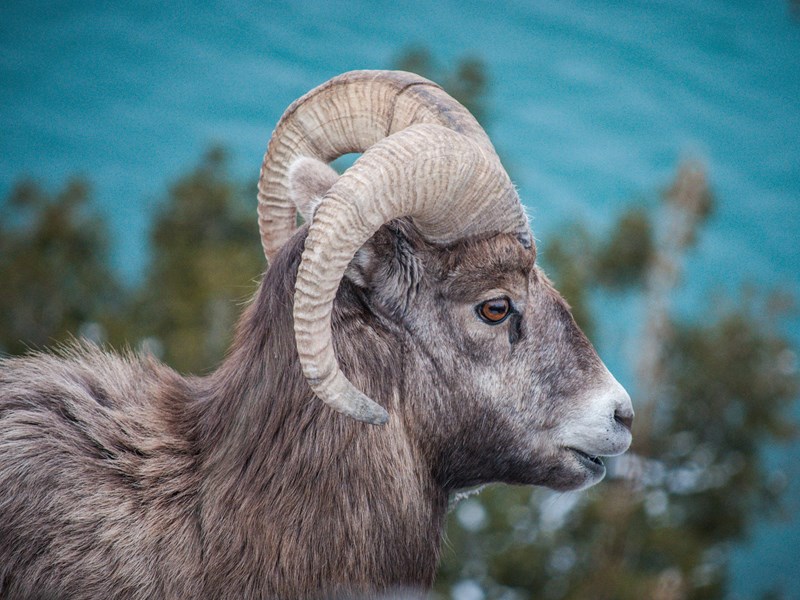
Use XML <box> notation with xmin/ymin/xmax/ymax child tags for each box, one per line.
<box><xmin>477</xmin><ymin>297</ymin><xmax>512</xmax><ymax>324</ymax></box>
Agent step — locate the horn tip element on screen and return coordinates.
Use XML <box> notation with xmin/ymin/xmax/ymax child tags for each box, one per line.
<box><xmin>363</xmin><ymin>409</ymin><xmax>390</xmax><ymax>426</ymax></box>
<box><xmin>350</xmin><ymin>398</ymin><xmax>390</xmax><ymax>426</ymax></box>
<box><xmin>330</xmin><ymin>386</ymin><xmax>390</xmax><ymax>425</ymax></box>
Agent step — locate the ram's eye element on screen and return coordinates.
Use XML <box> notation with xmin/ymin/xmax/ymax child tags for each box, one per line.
<box><xmin>477</xmin><ymin>298</ymin><xmax>511</xmax><ymax>324</ymax></box>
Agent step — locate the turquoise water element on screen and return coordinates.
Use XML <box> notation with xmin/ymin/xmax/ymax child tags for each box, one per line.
<box><xmin>2</xmin><ymin>0</ymin><xmax>799</xmax><ymax>596</ymax></box>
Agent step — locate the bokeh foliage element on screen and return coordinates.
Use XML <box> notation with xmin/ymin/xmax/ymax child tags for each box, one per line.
<box><xmin>0</xmin><ymin>147</ymin><xmax>261</xmax><ymax>374</ymax></box>
<box><xmin>130</xmin><ymin>146</ymin><xmax>262</xmax><ymax>373</ymax></box>
<box><xmin>0</xmin><ymin>179</ymin><xmax>123</xmax><ymax>355</ymax></box>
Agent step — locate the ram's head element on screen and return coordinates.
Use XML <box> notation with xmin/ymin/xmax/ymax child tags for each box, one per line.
<box><xmin>259</xmin><ymin>71</ymin><xmax>633</xmax><ymax>491</ymax></box>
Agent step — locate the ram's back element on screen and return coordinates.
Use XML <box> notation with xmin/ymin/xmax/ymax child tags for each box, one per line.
<box><xmin>0</xmin><ymin>344</ymin><xmax>203</xmax><ymax>599</ymax></box>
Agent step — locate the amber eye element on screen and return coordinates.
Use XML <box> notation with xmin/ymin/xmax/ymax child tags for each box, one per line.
<box><xmin>477</xmin><ymin>298</ymin><xmax>511</xmax><ymax>324</ymax></box>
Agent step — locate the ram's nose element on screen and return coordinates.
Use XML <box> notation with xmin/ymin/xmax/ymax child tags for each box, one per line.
<box><xmin>613</xmin><ymin>387</ymin><xmax>634</xmax><ymax>433</ymax></box>
<box><xmin>592</xmin><ymin>372</ymin><xmax>633</xmax><ymax>455</ymax></box>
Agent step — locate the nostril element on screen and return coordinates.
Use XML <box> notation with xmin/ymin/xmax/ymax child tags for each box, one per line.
<box><xmin>614</xmin><ymin>409</ymin><xmax>634</xmax><ymax>432</ymax></box>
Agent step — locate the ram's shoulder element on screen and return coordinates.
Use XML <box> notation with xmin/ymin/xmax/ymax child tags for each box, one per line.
<box><xmin>0</xmin><ymin>341</ymin><xmax>178</xmax><ymax>414</ymax></box>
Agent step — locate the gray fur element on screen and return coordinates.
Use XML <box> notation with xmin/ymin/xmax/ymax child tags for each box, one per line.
<box><xmin>0</xmin><ymin>218</ymin><xmax>630</xmax><ymax>599</ymax></box>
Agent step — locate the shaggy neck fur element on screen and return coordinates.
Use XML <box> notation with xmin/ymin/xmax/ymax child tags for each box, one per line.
<box><xmin>192</xmin><ymin>231</ymin><xmax>448</xmax><ymax>598</ymax></box>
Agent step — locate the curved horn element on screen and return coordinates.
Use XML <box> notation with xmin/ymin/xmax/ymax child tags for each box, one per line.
<box><xmin>294</xmin><ymin>123</ymin><xmax>529</xmax><ymax>425</ymax></box>
<box><xmin>257</xmin><ymin>70</ymin><xmax>503</xmax><ymax>263</ymax></box>
<box><xmin>259</xmin><ymin>70</ymin><xmax>531</xmax><ymax>425</ymax></box>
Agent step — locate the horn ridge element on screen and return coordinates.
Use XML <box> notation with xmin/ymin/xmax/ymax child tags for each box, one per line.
<box><xmin>257</xmin><ymin>70</ymin><xmax>495</xmax><ymax>264</ymax></box>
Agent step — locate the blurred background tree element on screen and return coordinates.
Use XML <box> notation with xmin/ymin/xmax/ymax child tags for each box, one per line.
<box><xmin>0</xmin><ymin>178</ymin><xmax>125</xmax><ymax>354</ymax></box>
<box><xmin>130</xmin><ymin>145</ymin><xmax>263</xmax><ymax>373</ymax></box>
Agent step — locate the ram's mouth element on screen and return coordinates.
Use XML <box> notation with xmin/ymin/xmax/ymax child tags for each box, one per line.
<box><xmin>568</xmin><ymin>448</ymin><xmax>606</xmax><ymax>475</ymax></box>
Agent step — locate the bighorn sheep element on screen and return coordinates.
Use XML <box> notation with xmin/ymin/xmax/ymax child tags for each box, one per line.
<box><xmin>0</xmin><ymin>70</ymin><xmax>633</xmax><ymax>599</ymax></box>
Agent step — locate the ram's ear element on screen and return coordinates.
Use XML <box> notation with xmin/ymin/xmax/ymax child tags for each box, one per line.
<box><xmin>345</xmin><ymin>221</ymin><xmax>422</xmax><ymax>317</ymax></box>
<box><xmin>288</xmin><ymin>157</ymin><xmax>339</xmax><ymax>224</ymax></box>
